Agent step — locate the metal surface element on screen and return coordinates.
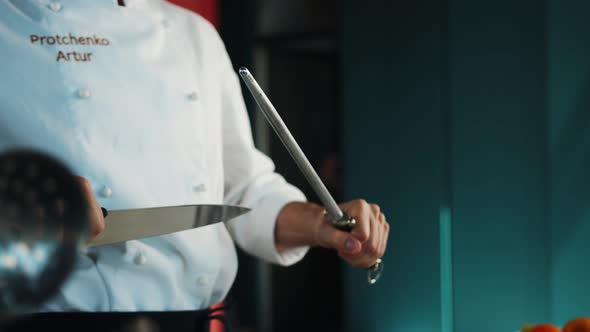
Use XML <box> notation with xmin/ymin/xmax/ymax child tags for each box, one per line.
<box><xmin>239</xmin><ymin>67</ymin><xmax>343</xmax><ymax>222</ymax></box>
<box><xmin>238</xmin><ymin>67</ymin><xmax>383</xmax><ymax>284</ymax></box>
<box><xmin>367</xmin><ymin>258</ymin><xmax>383</xmax><ymax>284</ymax></box>
<box><xmin>90</xmin><ymin>204</ymin><xmax>250</xmax><ymax>247</ymax></box>
<box><xmin>331</xmin><ymin>212</ymin><xmax>357</xmax><ymax>230</ymax></box>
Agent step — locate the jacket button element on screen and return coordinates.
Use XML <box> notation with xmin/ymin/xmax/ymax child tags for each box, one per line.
<box><xmin>134</xmin><ymin>253</ymin><xmax>147</xmax><ymax>266</ymax></box>
<box><xmin>193</xmin><ymin>184</ymin><xmax>206</xmax><ymax>193</ymax></box>
<box><xmin>77</xmin><ymin>88</ymin><xmax>91</xmax><ymax>99</ymax></box>
<box><xmin>100</xmin><ymin>186</ymin><xmax>112</xmax><ymax>198</ymax></box>
<box><xmin>48</xmin><ymin>2</ymin><xmax>62</xmax><ymax>12</ymax></box>
<box><xmin>196</xmin><ymin>275</ymin><xmax>210</xmax><ymax>287</ymax></box>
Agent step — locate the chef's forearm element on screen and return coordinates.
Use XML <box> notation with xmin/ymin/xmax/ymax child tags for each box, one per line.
<box><xmin>274</xmin><ymin>201</ymin><xmax>324</xmax><ymax>252</ymax></box>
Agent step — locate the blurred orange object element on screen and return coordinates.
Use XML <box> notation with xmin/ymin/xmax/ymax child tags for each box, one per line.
<box><xmin>563</xmin><ymin>317</ymin><xmax>590</xmax><ymax>332</ymax></box>
<box><xmin>530</xmin><ymin>324</ymin><xmax>561</xmax><ymax>332</ymax></box>
<box><xmin>208</xmin><ymin>301</ymin><xmax>227</xmax><ymax>332</ymax></box>
<box><xmin>521</xmin><ymin>324</ymin><xmax>535</xmax><ymax>332</ymax></box>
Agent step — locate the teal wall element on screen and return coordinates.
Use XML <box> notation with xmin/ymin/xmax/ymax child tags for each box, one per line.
<box><xmin>342</xmin><ymin>0</ymin><xmax>590</xmax><ymax>331</ymax></box>
<box><xmin>341</xmin><ymin>1</ymin><xmax>446</xmax><ymax>331</ymax></box>
<box><xmin>449</xmin><ymin>0</ymin><xmax>549</xmax><ymax>330</ymax></box>
<box><xmin>547</xmin><ymin>0</ymin><xmax>590</xmax><ymax>324</ymax></box>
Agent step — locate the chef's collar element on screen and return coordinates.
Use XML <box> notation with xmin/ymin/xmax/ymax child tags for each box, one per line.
<box><xmin>12</xmin><ymin>0</ymin><xmax>148</xmax><ymax>10</ymax></box>
<box><xmin>115</xmin><ymin>0</ymin><xmax>145</xmax><ymax>7</ymax></box>
<box><xmin>39</xmin><ymin>0</ymin><xmax>149</xmax><ymax>9</ymax></box>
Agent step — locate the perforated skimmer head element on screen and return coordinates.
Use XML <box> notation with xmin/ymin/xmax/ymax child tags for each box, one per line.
<box><xmin>0</xmin><ymin>150</ymin><xmax>88</xmax><ymax>315</ymax></box>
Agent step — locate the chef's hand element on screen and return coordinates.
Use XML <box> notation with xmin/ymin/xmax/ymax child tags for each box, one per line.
<box><xmin>74</xmin><ymin>176</ymin><xmax>105</xmax><ymax>243</ymax></box>
<box><xmin>275</xmin><ymin>200</ymin><xmax>389</xmax><ymax>268</ymax></box>
<box><xmin>318</xmin><ymin>199</ymin><xmax>389</xmax><ymax>268</ymax></box>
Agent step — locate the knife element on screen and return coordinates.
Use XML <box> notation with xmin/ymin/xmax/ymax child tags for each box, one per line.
<box><xmin>89</xmin><ymin>204</ymin><xmax>250</xmax><ymax>247</ymax></box>
<box><xmin>0</xmin><ymin>150</ymin><xmax>251</xmax><ymax>313</ymax></box>
<box><xmin>238</xmin><ymin>67</ymin><xmax>384</xmax><ymax>284</ymax></box>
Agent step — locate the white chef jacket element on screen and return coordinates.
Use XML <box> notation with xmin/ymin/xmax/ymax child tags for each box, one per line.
<box><xmin>0</xmin><ymin>0</ymin><xmax>309</xmax><ymax>311</ymax></box>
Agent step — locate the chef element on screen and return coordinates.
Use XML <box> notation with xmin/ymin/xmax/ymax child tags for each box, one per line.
<box><xmin>0</xmin><ymin>0</ymin><xmax>389</xmax><ymax>330</ymax></box>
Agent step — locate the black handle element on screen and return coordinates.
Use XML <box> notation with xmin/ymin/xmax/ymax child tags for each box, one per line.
<box><xmin>334</xmin><ymin>222</ymin><xmax>353</xmax><ymax>232</ymax></box>
<box><xmin>101</xmin><ymin>207</ymin><xmax>108</xmax><ymax>218</ymax></box>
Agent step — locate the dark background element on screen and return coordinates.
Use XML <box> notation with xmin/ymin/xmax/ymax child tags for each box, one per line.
<box><xmin>216</xmin><ymin>0</ymin><xmax>590</xmax><ymax>331</ymax></box>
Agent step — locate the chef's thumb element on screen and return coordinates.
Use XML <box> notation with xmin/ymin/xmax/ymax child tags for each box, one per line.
<box><xmin>323</xmin><ymin>228</ymin><xmax>362</xmax><ymax>255</ymax></box>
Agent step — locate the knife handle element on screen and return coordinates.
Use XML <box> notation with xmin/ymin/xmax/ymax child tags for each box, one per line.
<box><xmin>101</xmin><ymin>207</ymin><xmax>108</xmax><ymax>218</ymax></box>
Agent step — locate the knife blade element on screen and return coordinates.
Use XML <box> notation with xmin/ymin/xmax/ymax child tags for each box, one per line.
<box><xmin>89</xmin><ymin>204</ymin><xmax>250</xmax><ymax>247</ymax></box>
